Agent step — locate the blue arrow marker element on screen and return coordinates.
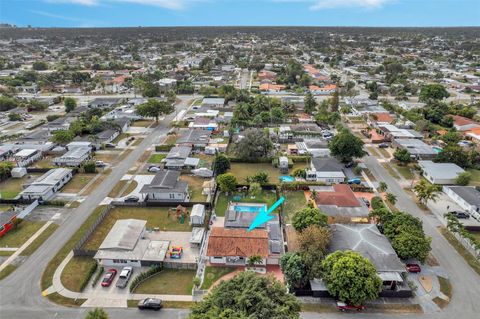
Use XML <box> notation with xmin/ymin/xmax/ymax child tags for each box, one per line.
<box><xmin>247</xmin><ymin>196</ymin><xmax>285</xmax><ymax>232</ymax></box>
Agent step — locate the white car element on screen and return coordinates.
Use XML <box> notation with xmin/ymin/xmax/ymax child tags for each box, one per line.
<box><xmin>148</xmin><ymin>166</ymin><xmax>161</xmax><ymax>172</ymax></box>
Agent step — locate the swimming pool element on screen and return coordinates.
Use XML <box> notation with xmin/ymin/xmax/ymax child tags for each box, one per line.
<box><xmin>234</xmin><ymin>204</ymin><xmax>267</xmax><ymax>213</ymax></box>
<box><xmin>279</xmin><ymin>175</ymin><xmax>295</xmax><ymax>183</ymax></box>
<box><xmin>432</xmin><ymin>146</ymin><xmax>443</xmax><ymax>153</ymax></box>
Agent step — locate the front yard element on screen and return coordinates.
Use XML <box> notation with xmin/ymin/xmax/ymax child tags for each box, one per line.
<box><xmin>132</xmin><ymin>120</ymin><xmax>154</xmax><ymax>127</ymax></box>
<box><xmin>0</xmin><ymin>220</ymin><xmax>46</xmax><ymax>248</ymax></box>
<box><xmin>61</xmin><ymin>256</ymin><xmax>97</xmax><ymax>292</ymax></box>
<box><xmin>201</xmin><ymin>266</ymin><xmax>236</xmax><ymax>290</ymax></box>
<box><xmin>467</xmin><ymin>169</ymin><xmax>480</xmax><ymax>186</ymax></box>
<box><xmin>147</xmin><ymin>153</ymin><xmax>166</xmax><ymax>164</ymax></box>
<box><xmin>82</xmin><ymin>207</ymin><xmax>193</xmax><ymax>250</ymax></box>
<box><xmin>61</xmin><ymin>174</ymin><xmax>94</xmax><ymax>194</ymax></box>
<box><xmin>132</xmin><ymin>269</ymin><xmax>195</xmax><ymax>295</ymax></box>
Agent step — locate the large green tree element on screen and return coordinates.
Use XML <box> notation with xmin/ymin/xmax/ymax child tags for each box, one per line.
<box><xmin>189</xmin><ymin>271</ymin><xmax>300</xmax><ymax>319</ymax></box>
<box><xmin>216</xmin><ymin>173</ymin><xmax>237</xmax><ymax>194</ymax></box>
<box><xmin>329</xmin><ymin>130</ymin><xmax>366</xmax><ymax>163</ymax></box>
<box><xmin>322</xmin><ymin>251</ymin><xmax>382</xmax><ymax>306</ymax></box>
<box><xmin>136</xmin><ymin>98</ymin><xmax>174</xmax><ymax>122</ymax></box>
<box><xmin>298</xmin><ymin>225</ymin><xmax>331</xmax><ymax>279</ymax></box>
<box><xmin>413</xmin><ymin>180</ymin><xmax>441</xmax><ymax>205</ymax></box>
<box><xmin>85</xmin><ymin>308</ymin><xmax>108</xmax><ymax>319</ymax></box>
<box><xmin>64</xmin><ymin>97</ymin><xmax>77</xmax><ymax>113</ymax></box>
<box><xmin>392</xmin><ymin>232</ymin><xmax>431</xmax><ymax>263</ymax></box>
<box><xmin>280</xmin><ymin>252</ymin><xmax>309</xmax><ymax>289</ymax></box>
<box><xmin>304</xmin><ymin>92</ymin><xmax>316</xmax><ymax>114</ymax></box>
<box><xmin>419</xmin><ymin>84</ymin><xmax>450</xmax><ymax>102</ymax></box>
<box><xmin>292</xmin><ymin>207</ymin><xmax>328</xmax><ymax>232</ymax></box>
<box><xmin>212</xmin><ymin>153</ymin><xmax>230</xmax><ymax>175</ymax></box>
<box><xmin>51</xmin><ymin>130</ymin><xmax>75</xmax><ymax>145</ymax></box>
<box><xmin>234</xmin><ymin>129</ymin><xmax>273</xmax><ymax>161</ymax></box>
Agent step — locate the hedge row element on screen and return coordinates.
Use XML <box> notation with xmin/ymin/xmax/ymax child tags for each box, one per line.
<box><xmin>80</xmin><ymin>261</ymin><xmax>98</xmax><ymax>292</ymax></box>
<box><xmin>155</xmin><ymin>144</ymin><xmax>175</xmax><ymax>152</ymax></box>
<box><xmin>91</xmin><ymin>266</ymin><xmax>104</xmax><ymax>287</ymax></box>
<box><xmin>129</xmin><ymin>265</ymin><xmax>163</xmax><ymax>293</ymax></box>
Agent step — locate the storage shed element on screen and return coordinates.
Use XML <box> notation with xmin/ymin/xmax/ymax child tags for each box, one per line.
<box><xmin>190</xmin><ymin>204</ymin><xmax>206</xmax><ymax>226</ymax></box>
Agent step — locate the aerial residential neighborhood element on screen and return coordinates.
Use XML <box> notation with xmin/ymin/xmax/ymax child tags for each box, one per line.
<box><xmin>0</xmin><ymin>2</ymin><xmax>480</xmax><ymax>319</ymax></box>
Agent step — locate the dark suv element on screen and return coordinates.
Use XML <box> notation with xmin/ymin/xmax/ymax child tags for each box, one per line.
<box><xmin>449</xmin><ymin>211</ymin><xmax>470</xmax><ymax>219</ymax></box>
<box><xmin>138</xmin><ymin>298</ymin><xmax>162</xmax><ymax>310</ymax></box>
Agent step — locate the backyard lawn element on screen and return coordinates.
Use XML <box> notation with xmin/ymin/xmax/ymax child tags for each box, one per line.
<box><xmin>229</xmin><ymin>162</ymin><xmax>307</xmax><ymax>184</ymax></box>
<box><xmin>0</xmin><ymin>220</ymin><xmax>45</xmax><ymax>248</ymax></box>
<box><xmin>282</xmin><ymin>191</ymin><xmax>307</xmax><ymax>222</ymax></box>
<box><xmin>201</xmin><ymin>266</ymin><xmax>236</xmax><ymax>290</ymax></box>
<box><xmin>82</xmin><ymin>207</ymin><xmax>192</xmax><ymax>250</ymax></box>
<box><xmin>215</xmin><ymin>190</ymin><xmax>277</xmax><ymax>217</ymax></box>
<box><xmin>62</xmin><ymin>174</ymin><xmax>94</xmax><ymax>194</ymax></box>
<box><xmin>180</xmin><ymin>175</ymin><xmax>208</xmax><ymax>202</ymax></box>
<box><xmin>133</xmin><ymin>269</ymin><xmax>195</xmax><ymax>295</ymax></box>
<box><xmin>147</xmin><ymin>153</ymin><xmax>166</xmax><ymax>164</ymax></box>
<box><xmin>0</xmin><ymin>174</ymin><xmax>40</xmax><ymax>199</ymax></box>
<box><xmin>31</xmin><ymin>157</ymin><xmax>55</xmax><ymax>169</ymax></box>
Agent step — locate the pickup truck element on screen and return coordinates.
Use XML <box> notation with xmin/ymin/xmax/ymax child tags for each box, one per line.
<box><xmin>115</xmin><ymin>266</ymin><xmax>133</xmax><ymax>288</ymax></box>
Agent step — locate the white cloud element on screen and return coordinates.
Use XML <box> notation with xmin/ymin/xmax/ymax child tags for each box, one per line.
<box><xmin>310</xmin><ymin>0</ymin><xmax>391</xmax><ymax>10</ymax></box>
<box><xmin>46</xmin><ymin>0</ymin><xmax>99</xmax><ymax>5</ymax></box>
<box><xmin>46</xmin><ymin>0</ymin><xmax>193</xmax><ymax>9</ymax></box>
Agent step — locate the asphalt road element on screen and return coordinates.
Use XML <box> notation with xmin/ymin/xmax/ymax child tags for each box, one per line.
<box><xmin>363</xmin><ymin>155</ymin><xmax>480</xmax><ymax>319</ymax></box>
<box><xmin>0</xmin><ymin>96</ymin><xmax>193</xmax><ymax>319</ymax></box>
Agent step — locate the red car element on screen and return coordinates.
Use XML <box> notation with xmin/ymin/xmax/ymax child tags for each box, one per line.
<box><xmin>101</xmin><ymin>269</ymin><xmax>117</xmax><ymax>287</ymax></box>
<box><xmin>406</xmin><ymin>263</ymin><xmax>421</xmax><ymax>273</ymax></box>
<box><xmin>336</xmin><ymin>301</ymin><xmax>365</xmax><ymax>312</ymax></box>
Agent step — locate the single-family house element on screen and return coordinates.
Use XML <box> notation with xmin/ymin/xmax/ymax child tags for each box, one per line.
<box><xmin>443</xmin><ymin>186</ymin><xmax>480</xmax><ymax>220</ymax></box>
<box><xmin>88</xmin><ymin>98</ymin><xmax>121</xmax><ymax>109</ymax></box>
<box><xmin>313</xmin><ymin>184</ymin><xmax>370</xmax><ymax>221</ymax></box>
<box><xmin>306</xmin><ymin>158</ymin><xmax>346</xmax><ymax>184</ymax></box>
<box><xmin>52</xmin><ymin>147</ymin><xmax>92</xmax><ymax>167</ymax></box>
<box><xmin>19</xmin><ymin>168</ymin><xmax>73</xmax><ymax>200</ymax></box>
<box><xmin>13</xmin><ymin>149</ymin><xmax>42</xmax><ymax>167</ymax></box>
<box><xmin>164</xmin><ymin>146</ymin><xmax>199</xmax><ymax>170</ymax></box>
<box><xmin>392</xmin><ymin>139</ymin><xmax>438</xmax><ymax>160</ymax></box>
<box><xmin>140</xmin><ymin>170</ymin><xmax>189</xmax><ymax>202</ymax></box>
<box><xmin>201</xmin><ymin>97</ymin><xmax>225</xmax><ymax>108</ymax></box>
<box><xmin>418</xmin><ymin>161</ymin><xmax>465</xmax><ymax>185</ymax></box>
<box><xmin>176</xmin><ymin>129</ymin><xmax>211</xmax><ymax>149</ymax></box>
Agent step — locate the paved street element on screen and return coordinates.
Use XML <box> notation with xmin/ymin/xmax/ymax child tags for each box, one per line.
<box><xmin>0</xmin><ymin>96</ymin><xmax>194</xmax><ymax>319</ymax></box>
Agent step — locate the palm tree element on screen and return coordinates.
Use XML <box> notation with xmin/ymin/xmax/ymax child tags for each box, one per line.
<box><xmin>247</xmin><ymin>255</ymin><xmax>263</xmax><ymax>268</ymax></box>
<box><xmin>413</xmin><ymin>180</ymin><xmax>440</xmax><ymax>205</ymax></box>
<box><xmin>385</xmin><ymin>192</ymin><xmax>397</xmax><ymax>205</ymax></box>
<box><xmin>378</xmin><ymin>182</ymin><xmax>388</xmax><ymax>193</ymax></box>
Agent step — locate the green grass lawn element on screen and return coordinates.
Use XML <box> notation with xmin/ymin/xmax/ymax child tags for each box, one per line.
<box><xmin>393</xmin><ymin>164</ymin><xmax>415</xmax><ymax>180</ymax></box>
<box><xmin>366</xmin><ymin>146</ymin><xmax>380</xmax><ymax>157</ymax></box>
<box><xmin>0</xmin><ymin>174</ymin><xmax>40</xmax><ymax>199</ymax></box>
<box><xmin>20</xmin><ymin>223</ymin><xmax>59</xmax><ymax>256</ymax></box>
<box><xmin>147</xmin><ymin>153</ymin><xmax>166</xmax><ymax>164</ymax></box>
<box><xmin>0</xmin><ymin>220</ymin><xmax>45</xmax><ymax>248</ymax></box>
<box><xmin>61</xmin><ymin>174</ymin><xmax>94</xmax><ymax>194</ymax></box>
<box><xmin>133</xmin><ymin>269</ymin><xmax>195</xmax><ymax>294</ymax></box>
<box><xmin>108</xmin><ymin>180</ymin><xmax>138</xmax><ymax>198</ymax></box>
<box><xmin>382</xmin><ymin>163</ymin><xmax>400</xmax><ymax>179</ymax></box>
<box><xmin>229</xmin><ymin>162</ymin><xmax>307</xmax><ymax>184</ymax></box>
<box><xmin>377</xmin><ymin>147</ymin><xmax>391</xmax><ymax>158</ymax></box>
<box><xmin>201</xmin><ymin>266</ymin><xmax>236</xmax><ymax>290</ymax></box>
<box><xmin>467</xmin><ymin>169</ymin><xmax>480</xmax><ymax>186</ymax></box>
<box><xmin>180</xmin><ymin>175</ymin><xmax>207</xmax><ymax>202</ymax></box>
<box><xmin>0</xmin><ymin>204</ymin><xmax>13</xmax><ymax>214</ymax></box>
<box><xmin>215</xmin><ymin>190</ymin><xmax>277</xmax><ymax>217</ymax></box>
<box><xmin>112</xmin><ymin>133</ymin><xmax>130</xmax><ymax>144</ymax></box>
<box><xmin>468</xmin><ymin>230</ymin><xmax>480</xmax><ymax>242</ymax></box>
<box><xmin>132</xmin><ymin>120</ymin><xmax>154</xmax><ymax>127</ymax></box>
<box><xmin>61</xmin><ymin>256</ymin><xmax>97</xmax><ymax>292</ymax></box>
<box><xmin>83</xmin><ymin>207</ymin><xmax>192</xmax><ymax>250</ymax></box>
<box><xmin>282</xmin><ymin>191</ymin><xmax>308</xmax><ymax>222</ymax></box>
<box><xmin>439</xmin><ymin>227</ymin><xmax>480</xmax><ymax>276</ymax></box>
<box><xmin>41</xmin><ymin>206</ymin><xmax>107</xmax><ymax>292</ymax></box>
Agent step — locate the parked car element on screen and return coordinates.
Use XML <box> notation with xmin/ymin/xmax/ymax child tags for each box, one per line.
<box><xmin>406</xmin><ymin>263</ymin><xmax>421</xmax><ymax>273</ymax></box>
<box><xmin>105</xmin><ymin>143</ymin><xmax>116</xmax><ymax>148</ymax></box>
<box><xmin>360</xmin><ymin>197</ymin><xmax>370</xmax><ymax>207</ymax></box>
<box><xmin>124</xmin><ymin>195</ymin><xmax>140</xmax><ymax>203</ymax></box>
<box><xmin>95</xmin><ymin>160</ymin><xmax>106</xmax><ymax>167</ymax></box>
<box><xmin>449</xmin><ymin>211</ymin><xmax>470</xmax><ymax>219</ymax></box>
<box><xmin>344</xmin><ymin>161</ymin><xmax>356</xmax><ymax>168</ymax></box>
<box><xmin>148</xmin><ymin>166</ymin><xmax>161</xmax><ymax>173</ymax></box>
<box><xmin>138</xmin><ymin>298</ymin><xmax>163</xmax><ymax>310</ymax></box>
<box><xmin>347</xmin><ymin>177</ymin><xmax>362</xmax><ymax>185</ymax></box>
<box><xmin>378</xmin><ymin>142</ymin><xmax>389</xmax><ymax>148</ymax></box>
<box><xmin>116</xmin><ymin>266</ymin><xmax>133</xmax><ymax>288</ymax></box>
<box><xmin>101</xmin><ymin>269</ymin><xmax>117</xmax><ymax>287</ymax></box>
<box><xmin>336</xmin><ymin>301</ymin><xmax>365</xmax><ymax>312</ymax></box>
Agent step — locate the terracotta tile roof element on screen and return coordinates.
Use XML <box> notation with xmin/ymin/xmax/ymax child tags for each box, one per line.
<box><xmin>309</xmin><ymin>84</ymin><xmax>337</xmax><ymax>91</ymax></box>
<box><xmin>450</xmin><ymin>115</ymin><xmax>477</xmax><ymax>127</ymax></box>
<box><xmin>259</xmin><ymin>83</ymin><xmax>286</xmax><ymax>91</ymax></box>
<box><xmin>315</xmin><ymin>184</ymin><xmax>361</xmax><ymax>207</ymax></box>
<box><xmin>373</xmin><ymin>113</ymin><xmax>394</xmax><ymax>123</ymax></box>
<box><xmin>207</xmin><ymin>227</ymin><xmax>269</xmax><ymax>258</ymax></box>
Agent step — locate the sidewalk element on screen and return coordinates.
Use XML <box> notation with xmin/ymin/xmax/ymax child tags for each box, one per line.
<box><xmin>45</xmin><ymin>251</ymin><xmax>194</xmax><ymax>308</ymax></box>
<box><xmin>0</xmin><ymin>221</ymin><xmax>53</xmax><ymax>272</ymax></box>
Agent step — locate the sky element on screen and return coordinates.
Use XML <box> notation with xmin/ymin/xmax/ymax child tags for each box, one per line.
<box><xmin>0</xmin><ymin>0</ymin><xmax>479</xmax><ymax>28</ymax></box>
